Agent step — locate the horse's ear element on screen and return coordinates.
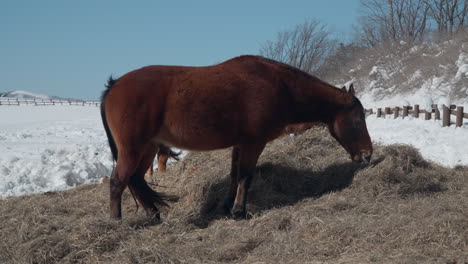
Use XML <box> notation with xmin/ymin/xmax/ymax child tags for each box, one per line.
<box><xmin>341</xmin><ymin>86</ymin><xmax>347</xmax><ymax>92</ymax></box>
<box><xmin>348</xmin><ymin>83</ymin><xmax>355</xmax><ymax>95</ymax></box>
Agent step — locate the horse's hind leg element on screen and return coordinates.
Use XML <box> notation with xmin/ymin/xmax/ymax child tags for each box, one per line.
<box><xmin>110</xmin><ymin>151</ymin><xmax>142</xmax><ymax>219</ymax></box>
<box><xmin>128</xmin><ymin>144</ymin><xmax>165</xmax><ymax>219</ymax></box>
<box><xmin>110</xmin><ymin>169</ymin><xmax>125</xmax><ymax>219</ymax></box>
<box><xmin>230</xmin><ymin>141</ymin><xmax>266</xmax><ymax>219</ymax></box>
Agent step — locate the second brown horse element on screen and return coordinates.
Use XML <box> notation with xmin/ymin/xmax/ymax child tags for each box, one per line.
<box><xmin>101</xmin><ymin>55</ymin><xmax>372</xmax><ymax>220</ymax></box>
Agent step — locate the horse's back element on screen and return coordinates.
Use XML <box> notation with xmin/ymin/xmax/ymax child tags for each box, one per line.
<box><xmin>104</xmin><ymin>56</ymin><xmax>290</xmax><ymax>150</ymax></box>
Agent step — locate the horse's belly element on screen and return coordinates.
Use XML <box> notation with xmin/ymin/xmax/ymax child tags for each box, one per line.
<box><xmin>154</xmin><ymin>124</ymin><xmax>238</xmax><ymax>151</ymax></box>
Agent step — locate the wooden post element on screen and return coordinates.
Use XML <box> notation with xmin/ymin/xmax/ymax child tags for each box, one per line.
<box><xmin>456</xmin><ymin>106</ymin><xmax>464</xmax><ymax>127</ymax></box>
<box><xmin>442</xmin><ymin>105</ymin><xmax>450</xmax><ymax>127</ymax></box>
<box><xmin>413</xmin><ymin>104</ymin><xmax>419</xmax><ymax>118</ymax></box>
<box><xmin>402</xmin><ymin>106</ymin><xmax>409</xmax><ymax>118</ymax></box>
<box><xmin>433</xmin><ymin>104</ymin><xmax>440</xmax><ymax>120</ymax></box>
<box><xmin>394</xmin><ymin>106</ymin><xmax>400</xmax><ymax>119</ymax></box>
<box><xmin>377</xmin><ymin>108</ymin><xmax>382</xmax><ymax>118</ymax></box>
<box><xmin>384</xmin><ymin>107</ymin><xmax>391</xmax><ymax>118</ymax></box>
<box><xmin>425</xmin><ymin>111</ymin><xmax>431</xmax><ymax>120</ymax></box>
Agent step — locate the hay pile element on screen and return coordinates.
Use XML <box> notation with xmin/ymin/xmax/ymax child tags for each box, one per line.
<box><xmin>1</xmin><ymin>127</ymin><xmax>467</xmax><ymax>263</ymax></box>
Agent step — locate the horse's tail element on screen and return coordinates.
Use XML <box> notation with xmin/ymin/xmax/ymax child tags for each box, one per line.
<box><xmin>101</xmin><ymin>76</ymin><xmax>118</xmax><ymax>162</ymax></box>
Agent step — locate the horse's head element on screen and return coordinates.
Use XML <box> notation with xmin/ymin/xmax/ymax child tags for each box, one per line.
<box><xmin>328</xmin><ymin>84</ymin><xmax>372</xmax><ymax>163</ymax></box>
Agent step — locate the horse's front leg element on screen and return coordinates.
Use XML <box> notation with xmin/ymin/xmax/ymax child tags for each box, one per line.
<box><xmin>230</xmin><ymin>142</ymin><xmax>266</xmax><ymax>219</ymax></box>
<box><xmin>224</xmin><ymin>146</ymin><xmax>240</xmax><ymax>213</ymax></box>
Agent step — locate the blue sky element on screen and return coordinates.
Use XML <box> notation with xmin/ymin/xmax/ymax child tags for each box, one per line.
<box><xmin>1</xmin><ymin>0</ymin><xmax>360</xmax><ymax>100</ymax></box>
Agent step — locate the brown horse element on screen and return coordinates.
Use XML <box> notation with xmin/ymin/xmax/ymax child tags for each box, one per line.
<box><xmin>145</xmin><ymin>144</ymin><xmax>180</xmax><ymax>180</ymax></box>
<box><xmin>101</xmin><ymin>55</ymin><xmax>372</xmax><ymax>220</ymax></box>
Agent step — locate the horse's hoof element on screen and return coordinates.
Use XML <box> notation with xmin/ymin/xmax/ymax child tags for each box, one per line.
<box><xmin>223</xmin><ymin>197</ymin><xmax>235</xmax><ymax>214</ymax></box>
<box><xmin>146</xmin><ymin>210</ymin><xmax>161</xmax><ymax>220</ymax></box>
<box><xmin>223</xmin><ymin>203</ymin><xmax>232</xmax><ymax>215</ymax></box>
<box><xmin>230</xmin><ymin>207</ymin><xmax>246</xmax><ymax>220</ymax></box>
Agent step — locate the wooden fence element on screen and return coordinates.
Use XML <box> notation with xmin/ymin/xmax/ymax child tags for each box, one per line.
<box><xmin>0</xmin><ymin>97</ymin><xmax>100</xmax><ymax>107</ymax></box>
<box><xmin>366</xmin><ymin>104</ymin><xmax>467</xmax><ymax>127</ymax></box>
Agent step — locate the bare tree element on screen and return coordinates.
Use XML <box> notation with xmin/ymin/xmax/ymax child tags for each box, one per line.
<box><xmin>356</xmin><ymin>0</ymin><xmax>429</xmax><ymax>46</ymax></box>
<box><xmin>259</xmin><ymin>20</ymin><xmax>336</xmax><ymax>73</ymax></box>
<box><xmin>314</xmin><ymin>42</ymin><xmax>366</xmax><ymax>81</ymax></box>
<box><xmin>425</xmin><ymin>0</ymin><xmax>467</xmax><ymax>35</ymax></box>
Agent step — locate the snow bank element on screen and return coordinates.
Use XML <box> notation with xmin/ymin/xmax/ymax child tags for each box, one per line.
<box><xmin>366</xmin><ymin>115</ymin><xmax>468</xmax><ymax>168</ymax></box>
<box><xmin>0</xmin><ymin>105</ymin><xmax>113</xmax><ymax>199</ymax></box>
<box><xmin>333</xmin><ymin>37</ymin><xmax>468</xmax><ymax>108</ymax></box>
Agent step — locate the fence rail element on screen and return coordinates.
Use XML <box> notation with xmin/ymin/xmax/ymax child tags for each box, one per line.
<box><xmin>2</xmin><ymin>98</ymin><xmax>466</xmax><ymax>127</ymax></box>
<box><xmin>0</xmin><ymin>97</ymin><xmax>100</xmax><ymax>107</ymax></box>
<box><xmin>366</xmin><ymin>104</ymin><xmax>466</xmax><ymax>127</ymax></box>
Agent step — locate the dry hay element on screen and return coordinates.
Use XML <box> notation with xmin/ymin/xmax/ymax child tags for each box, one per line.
<box><xmin>0</xmin><ymin>127</ymin><xmax>467</xmax><ymax>263</ymax></box>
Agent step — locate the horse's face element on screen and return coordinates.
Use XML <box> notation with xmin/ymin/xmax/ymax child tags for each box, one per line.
<box><xmin>329</xmin><ymin>86</ymin><xmax>372</xmax><ymax>163</ymax></box>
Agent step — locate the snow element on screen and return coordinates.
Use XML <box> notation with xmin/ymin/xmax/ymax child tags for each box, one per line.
<box><xmin>0</xmin><ymin>105</ymin><xmax>113</xmax><ymax>199</ymax></box>
<box><xmin>456</xmin><ymin>52</ymin><xmax>468</xmax><ymax>67</ymax></box>
<box><xmin>455</xmin><ymin>53</ymin><xmax>468</xmax><ymax>79</ymax></box>
<box><xmin>2</xmin><ymin>90</ymin><xmax>51</xmax><ymax>99</ymax></box>
<box><xmin>369</xmin><ymin>66</ymin><xmax>390</xmax><ymax>80</ymax></box>
<box><xmin>455</xmin><ymin>64</ymin><xmax>468</xmax><ymax>79</ymax></box>
<box><xmin>366</xmin><ymin>115</ymin><xmax>468</xmax><ymax>168</ymax></box>
<box><xmin>360</xmin><ymin>86</ymin><xmax>467</xmax><ymax>110</ymax></box>
<box><xmin>0</xmin><ymin>100</ymin><xmax>467</xmax><ymax>199</ymax></box>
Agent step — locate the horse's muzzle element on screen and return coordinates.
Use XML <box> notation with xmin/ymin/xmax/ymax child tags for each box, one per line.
<box><xmin>352</xmin><ymin>150</ymin><xmax>372</xmax><ymax>164</ymax></box>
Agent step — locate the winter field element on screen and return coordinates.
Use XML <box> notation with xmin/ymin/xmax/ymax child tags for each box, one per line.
<box><xmin>0</xmin><ymin>100</ymin><xmax>467</xmax><ymax>199</ymax></box>
<box><xmin>0</xmin><ymin>105</ymin><xmax>112</xmax><ymax>199</ymax></box>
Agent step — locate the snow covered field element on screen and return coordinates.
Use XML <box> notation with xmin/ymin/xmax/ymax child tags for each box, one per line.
<box><xmin>0</xmin><ymin>105</ymin><xmax>112</xmax><ymax>199</ymax></box>
<box><xmin>0</xmin><ymin>104</ymin><xmax>467</xmax><ymax>199</ymax></box>
<box><xmin>366</xmin><ymin>115</ymin><xmax>468</xmax><ymax>168</ymax></box>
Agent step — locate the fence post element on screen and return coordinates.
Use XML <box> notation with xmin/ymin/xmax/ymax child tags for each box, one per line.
<box><xmin>402</xmin><ymin>106</ymin><xmax>409</xmax><ymax>118</ymax></box>
<box><xmin>425</xmin><ymin>111</ymin><xmax>431</xmax><ymax>120</ymax></box>
<box><xmin>413</xmin><ymin>104</ymin><xmax>419</xmax><ymax>118</ymax></box>
<box><xmin>456</xmin><ymin>106</ymin><xmax>464</xmax><ymax>127</ymax></box>
<box><xmin>384</xmin><ymin>107</ymin><xmax>391</xmax><ymax>117</ymax></box>
<box><xmin>433</xmin><ymin>104</ymin><xmax>440</xmax><ymax>120</ymax></box>
<box><xmin>394</xmin><ymin>106</ymin><xmax>400</xmax><ymax>119</ymax></box>
<box><xmin>377</xmin><ymin>108</ymin><xmax>382</xmax><ymax>118</ymax></box>
<box><xmin>442</xmin><ymin>105</ymin><xmax>450</xmax><ymax>127</ymax></box>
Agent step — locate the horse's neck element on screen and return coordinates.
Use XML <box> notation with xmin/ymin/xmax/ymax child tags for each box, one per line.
<box><xmin>288</xmin><ymin>78</ymin><xmax>351</xmax><ymax>124</ymax></box>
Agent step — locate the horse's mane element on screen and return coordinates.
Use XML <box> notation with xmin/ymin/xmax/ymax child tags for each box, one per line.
<box><xmin>252</xmin><ymin>56</ymin><xmax>343</xmax><ymax>91</ymax></box>
<box><xmin>249</xmin><ymin>56</ymin><xmax>356</xmax><ymax>106</ymax></box>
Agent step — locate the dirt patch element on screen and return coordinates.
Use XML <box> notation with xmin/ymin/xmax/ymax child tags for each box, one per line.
<box><xmin>1</xmin><ymin>127</ymin><xmax>467</xmax><ymax>263</ymax></box>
